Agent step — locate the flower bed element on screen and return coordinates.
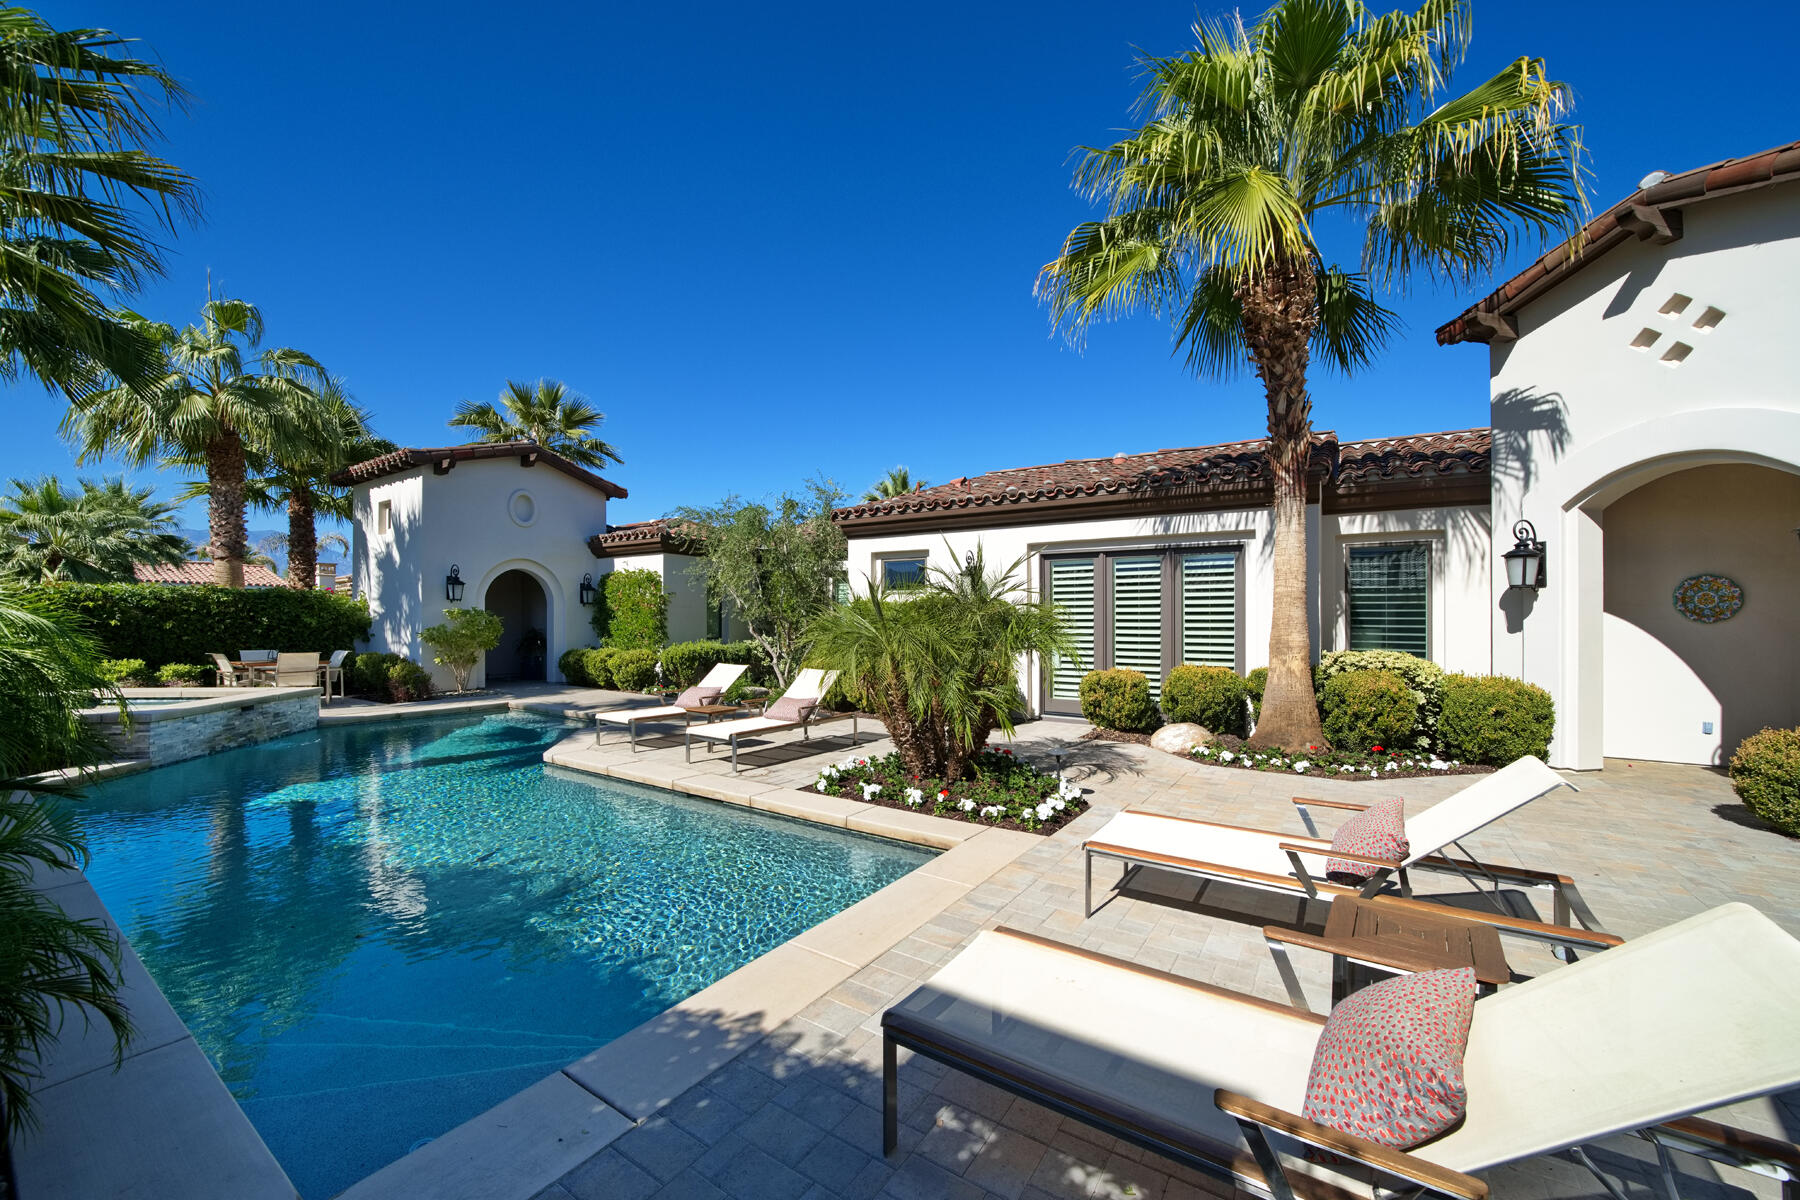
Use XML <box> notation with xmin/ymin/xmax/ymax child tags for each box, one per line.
<box><xmin>813</xmin><ymin>747</ymin><xmax>1086</xmax><ymax>833</ymax></box>
<box><xmin>1188</xmin><ymin>737</ymin><xmax>1490</xmax><ymax>779</ymax></box>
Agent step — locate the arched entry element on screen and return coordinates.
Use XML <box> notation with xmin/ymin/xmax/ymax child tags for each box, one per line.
<box><xmin>483</xmin><ymin>569</ymin><xmax>548</xmax><ymax>682</ymax></box>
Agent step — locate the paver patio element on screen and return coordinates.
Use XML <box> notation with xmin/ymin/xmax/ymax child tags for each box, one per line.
<box><xmin>458</xmin><ymin>695</ymin><xmax>1800</xmax><ymax>1200</ymax></box>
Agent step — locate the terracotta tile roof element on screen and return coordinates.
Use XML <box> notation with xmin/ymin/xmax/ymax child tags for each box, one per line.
<box><xmin>1437</xmin><ymin>139</ymin><xmax>1800</xmax><ymax>345</ymax></box>
<box><xmin>1336</xmin><ymin>427</ymin><xmax>1491</xmax><ymax>483</ymax></box>
<box><xmin>134</xmin><ymin>561</ymin><xmax>291</xmax><ymax>588</ymax></box>
<box><xmin>330</xmin><ymin>440</ymin><xmax>627</xmax><ymax>499</ymax></box>
<box><xmin>586</xmin><ymin>517</ymin><xmax>702</xmax><ymax>558</ymax></box>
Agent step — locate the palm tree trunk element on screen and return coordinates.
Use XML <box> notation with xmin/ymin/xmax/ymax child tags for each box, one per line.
<box><xmin>1241</xmin><ymin>261</ymin><xmax>1327</xmax><ymax>751</ymax></box>
<box><xmin>287</xmin><ymin>487</ymin><xmax>317</xmax><ymax>589</ymax></box>
<box><xmin>205</xmin><ymin>431</ymin><xmax>248</xmax><ymax>589</ymax></box>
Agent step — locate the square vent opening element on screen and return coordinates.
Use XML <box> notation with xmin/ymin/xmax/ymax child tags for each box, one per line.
<box><xmin>1658</xmin><ymin>294</ymin><xmax>1693</xmax><ymax>317</ymax></box>
<box><xmin>1660</xmin><ymin>342</ymin><xmax>1693</xmax><ymax>366</ymax></box>
<box><xmin>1693</xmin><ymin>306</ymin><xmax>1726</xmax><ymax>331</ymax></box>
<box><xmin>1630</xmin><ymin>328</ymin><xmax>1661</xmax><ymax>351</ymax></box>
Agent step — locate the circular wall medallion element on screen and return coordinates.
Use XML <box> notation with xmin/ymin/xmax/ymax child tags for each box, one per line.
<box><xmin>1672</xmin><ymin>573</ymin><xmax>1743</xmax><ymax>623</ymax></box>
<box><xmin>508</xmin><ymin>489</ymin><xmax>537</xmax><ymax>528</ymax></box>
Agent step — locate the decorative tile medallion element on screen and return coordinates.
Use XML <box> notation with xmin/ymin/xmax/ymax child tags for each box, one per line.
<box><xmin>1672</xmin><ymin>574</ymin><xmax>1744</xmax><ymax>623</ymax></box>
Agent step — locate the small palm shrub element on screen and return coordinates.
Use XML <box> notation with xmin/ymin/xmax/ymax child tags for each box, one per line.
<box><xmin>1729</xmin><ymin>728</ymin><xmax>1800</xmax><ymax>836</ymax></box>
<box><xmin>97</xmin><ymin>657</ymin><xmax>147</xmax><ymax>685</ymax></box>
<box><xmin>1437</xmin><ymin>674</ymin><xmax>1554</xmax><ymax>764</ymax></box>
<box><xmin>1320</xmin><ymin>669</ymin><xmax>1418</xmax><ymax>752</ymax></box>
<box><xmin>1079</xmin><ymin>669</ymin><xmax>1159</xmax><ymax>733</ymax></box>
<box><xmin>1162</xmin><ymin>665</ymin><xmax>1249</xmax><ymax>735</ymax></box>
<box><xmin>557</xmin><ymin>647</ymin><xmax>591</xmax><ymax>685</ymax></box>
<box><xmin>155</xmin><ymin>662</ymin><xmax>206</xmax><ymax>686</ymax></box>
<box><xmin>610</xmin><ymin>648</ymin><xmax>659</xmax><ymax>691</ymax></box>
<box><xmin>1316</xmin><ymin>650</ymin><xmax>1444</xmax><ymax>748</ymax></box>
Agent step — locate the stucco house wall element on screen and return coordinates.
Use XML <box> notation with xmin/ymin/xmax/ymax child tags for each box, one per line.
<box><xmin>1319</xmin><ymin>503</ymin><xmax>1492</xmax><ymax>675</ymax></box>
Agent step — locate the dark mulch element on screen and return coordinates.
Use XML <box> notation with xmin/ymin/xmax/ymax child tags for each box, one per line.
<box><xmin>1082</xmin><ymin>728</ymin><xmax>1494</xmax><ymax>781</ymax></box>
<box><xmin>1081</xmin><ymin>728</ymin><xmax>1153</xmax><ymax>747</ymax></box>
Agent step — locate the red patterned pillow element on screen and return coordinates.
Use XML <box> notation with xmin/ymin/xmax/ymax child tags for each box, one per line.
<box><xmin>1325</xmin><ymin>797</ymin><xmax>1409</xmax><ymax>884</ymax></box>
<box><xmin>674</xmin><ymin>686</ymin><xmax>722</xmax><ymax>707</ymax></box>
<box><xmin>765</xmin><ymin>696</ymin><xmax>817</xmax><ymax>724</ymax></box>
<box><xmin>1300</xmin><ymin>967</ymin><xmax>1476</xmax><ymax>1148</ymax></box>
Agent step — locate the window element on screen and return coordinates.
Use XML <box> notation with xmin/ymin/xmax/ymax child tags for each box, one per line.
<box><xmin>376</xmin><ymin>499</ymin><xmax>392</xmax><ymax>536</ymax></box>
<box><xmin>877</xmin><ymin>554</ymin><xmax>928</xmax><ymax>589</ymax></box>
<box><xmin>1346</xmin><ymin>543</ymin><xmax>1429</xmax><ymax>657</ymax></box>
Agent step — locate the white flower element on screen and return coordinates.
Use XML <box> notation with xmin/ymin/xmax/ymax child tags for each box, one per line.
<box><xmin>903</xmin><ymin>787</ymin><xmax>923</xmax><ymax>806</ymax></box>
<box><xmin>1385</xmin><ymin>761</ymin><xmax>1398</xmax><ymax>772</ymax></box>
<box><xmin>817</xmin><ymin>781</ymin><xmax>829</xmax><ymax>793</ymax></box>
<box><xmin>1057</xmin><ymin>779</ymin><xmax>1081</xmax><ymax>801</ymax></box>
<box><xmin>1218</xmin><ymin>750</ymin><xmax>1234</xmax><ymax>763</ymax></box>
<box><xmin>1429</xmin><ymin>758</ymin><xmax>1449</xmax><ymax>771</ymax></box>
<box><xmin>1293</xmin><ymin>760</ymin><xmax>1310</xmax><ymax>773</ymax></box>
<box><xmin>1035</xmin><ymin>802</ymin><xmax>1054</xmax><ymax>820</ymax></box>
<box><xmin>1050</xmin><ymin>796</ymin><xmax>1066</xmax><ymax>812</ymax></box>
<box><xmin>979</xmin><ymin>804</ymin><xmax>1004</xmax><ymax>819</ymax></box>
<box><xmin>958</xmin><ymin>797</ymin><xmax>975</xmax><ymax>812</ymax></box>
<box><xmin>862</xmin><ymin>783</ymin><xmax>882</xmax><ymax>800</ymax></box>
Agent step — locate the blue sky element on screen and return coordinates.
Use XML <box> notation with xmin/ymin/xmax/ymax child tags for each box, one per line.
<box><xmin>10</xmin><ymin>0</ymin><xmax>1797</xmax><ymax>534</ymax></box>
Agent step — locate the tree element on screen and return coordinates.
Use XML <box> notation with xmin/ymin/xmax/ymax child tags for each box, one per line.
<box><xmin>808</xmin><ymin>546</ymin><xmax>1072</xmax><ymax>781</ymax></box>
<box><xmin>675</xmin><ymin>480</ymin><xmax>847</xmax><ymax>689</ymax></box>
<box><xmin>1038</xmin><ymin>0</ymin><xmax>1583</xmax><ymax>750</ymax></box>
<box><xmin>0</xmin><ymin>9</ymin><xmax>199</xmax><ymax>399</ymax></box>
<box><xmin>0</xmin><ymin>474</ymin><xmax>189</xmax><ymax>583</ymax></box>
<box><xmin>61</xmin><ymin>294</ymin><xmax>335</xmax><ymax>588</ymax></box>
<box><xmin>861</xmin><ymin>466</ymin><xmax>927</xmax><ymax>503</ymax></box>
<box><xmin>420</xmin><ymin>606</ymin><xmax>504</xmax><ymax>692</ymax></box>
<box><xmin>449</xmin><ymin>378</ymin><xmax>621</xmax><ymax>469</ymax></box>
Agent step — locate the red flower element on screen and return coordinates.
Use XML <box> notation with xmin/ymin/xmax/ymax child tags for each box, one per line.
<box><xmin>1001</xmin><ymin>748</ymin><xmax>1012</xmax><ymax>755</ymax></box>
<box><xmin>1371</xmin><ymin>746</ymin><xmax>1383</xmax><ymax>753</ymax></box>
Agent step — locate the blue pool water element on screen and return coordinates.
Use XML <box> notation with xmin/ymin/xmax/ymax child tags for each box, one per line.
<box><xmin>74</xmin><ymin>713</ymin><xmax>933</xmax><ymax>1198</ymax></box>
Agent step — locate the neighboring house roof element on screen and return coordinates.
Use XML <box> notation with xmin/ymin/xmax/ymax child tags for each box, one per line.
<box><xmin>1437</xmin><ymin>139</ymin><xmax>1800</xmax><ymax>345</ymax></box>
<box><xmin>832</xmin><ymin>428</ymin><xmax>1490</xmax><ymax>534</ymax></box>
<box><xmin>586</xmin><ymin>517</ymin><xmax>702</xmax><ymax>558</ymax></box>
<box><xmin>134</xmin><ymin>561</ymin><xmax>290</xmax><ymax>588</ymax></box>
<box><xmin>330</xmin><ymin>440</ymin><xmax>628</xmax><ymax>500</ymax></box>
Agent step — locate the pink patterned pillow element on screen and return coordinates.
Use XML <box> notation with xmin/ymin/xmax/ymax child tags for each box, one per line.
<box><xmin>674</xmin><ymin>686</ymin><xmax>722</xmax><ymax>707</ymax></box>
<box><xmin>1326</xmin><ymin>797</ymin><xmax>1409</xmax><ymax>884</ymax></box>
<box><xmin>765</xmin><ymin>696</ymin><xmax>817</xmax><ymax>724</ymax></box>
<box><xmin>1300</xmin><ymin>967</ymin><xmax>1476</xmax><ymax>1148</ymax></box>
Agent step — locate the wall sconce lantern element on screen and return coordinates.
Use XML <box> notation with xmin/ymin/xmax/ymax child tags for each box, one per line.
<box><xmin>579</xmin><ymin>572</ymin><xmax>597</xmax><ymax>606</ymax></box>
<box><xmin>1503</xmin><ymin>520</ymin><xmax>1547</xmax><ymax>591</ymax></box>
<box><xmin>445</xmin><ymin>564</ymin><xmax>465</xmax><ymax>603</ymax></box>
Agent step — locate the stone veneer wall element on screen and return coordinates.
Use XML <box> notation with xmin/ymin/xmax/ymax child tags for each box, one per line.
<box><xmin>98</xmin><ymin>692</ymin><xmax>320</xmax><ymax>766</ymax></box>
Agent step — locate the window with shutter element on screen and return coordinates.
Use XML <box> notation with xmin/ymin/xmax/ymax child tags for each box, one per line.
<box><xmin>1111</xmin><ymin>556</ymin><xmax>1164</xmax><ymax>700</ymax></box>
<box><xmin>1047</xmin><ymin>558</ymin><xmax>1094</xmax><ymax>700</ymax></box>
<box><xmin>1180</xmin><ymin>551</ymin><xmax>1237</xmax><ymax>668</ymax></box>
<box><xmin>1347</xmin><ymin>543</ymin><xmax>1430</xmax><ymax>657</ymax></box>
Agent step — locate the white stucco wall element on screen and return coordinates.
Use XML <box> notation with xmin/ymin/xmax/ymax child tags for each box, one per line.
<box><xmin>353</xmin><ymin>459</ymin><xmax>608</xmax><ymax>690</ymax></box>
<box><xmin>1485</xmin><ymin>186</ymin><xmax>1800</xmax><ymax>766</ymax></box>
<box><xmin>1319</xmin><ymin>504</ymin><xmax>1492</xmax><ymax>675</ymax></box>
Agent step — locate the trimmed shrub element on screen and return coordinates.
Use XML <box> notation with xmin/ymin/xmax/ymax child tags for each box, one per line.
<box><xmin>1320</xmin><ymin>669</ymin><xmax>1418</xmax><ymax>752</ymax></box>
<box><xmin>661</xmin><ymin>640</ymin><xmax>732</xmax><ymax>689</ymax></box>
<box><xmin>1245</xmin><ymin>666</ymin><xmax>1268</xmax><ymax>717</ymax></box>
<box><xmin>97</xmin><ymin>657</ymin><xmax>147</xmax><ymax>685</ymax></box>
<box><xmin>155</xmin><ymin>662</ymin><xmax>206</xmax><ymax>686</ymax></box>
<box><xmin>1315</xmin><ymin>650</ymin><xmax>1444</xmax><ymax>748</ymax></box>
<box><xmin>387</xmin><ymin>660</ymin><xmax>433</xmax><ymax>702</ymax></box>
<box><xmin>1730</xmin><ymin>728</ymin><xmax>1800</xmax><ymax>836</ymax></box>
<box><xmin>43</xmin><ymin>582</ymin><xmax>370</xmax><ymax>670</ymax></box>
<box><xmin>582</xmin><ymin>647</ymin><xmax>620</xmax><ymax>688</ymax></box>
<box><xmin>345</xmin><ymin>651</ymin><xmax>433</xmax><ymax>702</ymax></box>
<box><xmin>1079</xmin><ymin>669</ymin><xmax>1159</xmax><ymax>733</ymax></box>
<box><xmin>557</xmin><ymin>647</ymin><xmax>591</xmax><ymax>686</ymax></box>
<box><xmin>1437</xmin><ymin>674</ymin><xmax>1555</xmax><ymax>765</ymax></box>
<box><xmin>610</xmin><ymin>648</ymin><xmax>658</xmax><ymax>691</ymax></box>
<box><xmin>1162</xmin><ymin>665</ymin><xmax>1250</xmax><ymax>736</ymax></box>
<box><xmin>592</xmin><ymin>569</ymin><xmax>668</xmax><ymax>650</ymax></box>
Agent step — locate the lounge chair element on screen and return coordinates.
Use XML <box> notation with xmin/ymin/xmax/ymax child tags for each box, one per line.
<box><xmin>319</xmin><ymin>650</ymin><xmax>350</xmax><ymax>702</ymax></box>
<box><xmin>274</xmin><ymin>651</ymin><xmax>321</xmax><ymax>688</ymax></box>
<box><xmin>881</xmin><ymin>903</ymin><xmax>1800</xmax><ymax>1200</ymax></box>
<box><xmin>1083</xmin><ymin>756</ymin><xmax>1604</xmax><ymax>940</ymax></box>
<box><xmin>594</xmin><ymin>663</ymin><xmax>749</xmax><ymax>751</ymax></box>
<box><xmin>209</xmin><ymin>652</ymin><xmax>251</xmax><ymax>687</ymax></box>
<box><xmin>683</xmin><ymin>668</ymin><xmax>848</xmax><ymax>773</ymax></box>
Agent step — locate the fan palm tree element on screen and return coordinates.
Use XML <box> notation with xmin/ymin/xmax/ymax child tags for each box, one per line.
<box><xmin>0</xmin><ymin>9</ymin><xmax>199</xmax><ymax>398</ymax></box>
<box><xmin>449</xmin><ymin>378</ymin><xmax>622</xmax><ymax>469</ymax></box>
<box><xmin>0</xmin><ymin>474</ymin><xmax>189</xmax><ymax>583</ymax></box>
<box><xmin>60</xmin><ymin>295</ymin><xmax>332</xmax><ymax>588</ymax></box>
<box><xmin>861</xmin><ymin>466</ymin><xmax>927</xmax><ymax>503</ymax></box>
<box><xmin>1038</xmin><ymin>0</ymin><xmax>1583</xmax><ymax>749</ymax></box>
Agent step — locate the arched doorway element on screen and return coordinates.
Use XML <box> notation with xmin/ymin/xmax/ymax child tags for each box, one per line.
<box><xmin>483</xmin><ymin>569</ymin><xmax>548</xmax><ymax>682</ymax></box>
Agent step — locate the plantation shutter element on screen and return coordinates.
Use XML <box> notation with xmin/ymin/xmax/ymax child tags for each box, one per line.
<box><xmin>1347</xmin><ymin>544</ymin><xmax>1429</xmax><ymax>657</ymax></box>
<box><xmin>1180</xmin><ymin>551</ymin><xmax>1237</xmax><ymax>668</ymax></box>
<box><xmin>1111</xmin><ymin>556</ymin><xmax>1164</xmax><ymax>700</ymax></box>
<box><xmin>1047</xmin><ymin>558</ymin><xmax>1094</xmax><ymax>700</ymax></box>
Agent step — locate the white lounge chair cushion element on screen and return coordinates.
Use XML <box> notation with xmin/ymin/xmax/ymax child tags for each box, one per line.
<box><xmin>1398</xmin><ymin>755</ymin><xmax>1569</xmax><ymax>864</ymax></box>
<box><xmin>1088</xmin><ymin>811</ymin><xmax>1333</xmax><ymax>889</ymax></box>
<box><xmin>596</xmin><ymin>705</ymin><xmax>690</xmax><ymax>726</ymax></box>
<box><xmin>688</xmin><ymin>669</ymin><xmax>841</xmax><ymax>743</ymax></box>
<box><xmin>688</xmin><ymin>715</ymin><xmax>795</xmax><ymax>742</ymax></box>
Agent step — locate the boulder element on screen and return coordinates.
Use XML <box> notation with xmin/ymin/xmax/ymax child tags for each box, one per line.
<box><xmin>1150</xmin><ymin>723</ymin><xmax>1212</xmax><ymax>757</ymax></box>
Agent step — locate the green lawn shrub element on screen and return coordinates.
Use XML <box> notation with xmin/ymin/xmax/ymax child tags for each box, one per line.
<box><xmin>557</xmin><ymin>648</ymin><xmax>591</xmax><ymax>685</ymax></box>
<box><xmin>387</xmin><ymin>660</ymin><xmax>433</xmax><ymax>702</ymax></box>
<box><xmin>1320</xmin><ymin>669</ymin><xmax>1418</xmax><ymax>752</ymax></box>
<box><xmin>661</xmin><ymin>640</ymin><xmax>732</xmax><ymax>688</ymax></box>
<box><xmin>1437</xmin><ymin>674</ymin><xmax>1555</xmax><ymax>764</ymax></box>
<box><xmin>1245</xmin><ymin>666</ymin><xmax>1268</xmax><ymax>718</ymax></box>
<box><xmin>345</xmin><ymin>651</ymin><xmax>432</xmax><ymax>703</ymax></box>
<box><xmin>97</xmin><ymin>657</ymin><xmax>147</xmax><ymax>685</ymax></box>
<box><xmin>1729</xmin><ymin>728</ymin><xmax>1800</xmax><ymax>836</ymax></box>
<box><xmin>154</xmin><ymin>662</ymin><xmax>206</xmax><ymax>686</ymax></box>
<box><xmin>1315</xmin><ymin>650</ymin><xmax>1443</xmax><ymax>749</ymax></box>
<box><xmin>592</xmin><ymin>569</ymin><xmax>667</xmax><ymax>649</ymax></box>
<box><xmin>1162</xmin><ymin>664</ymin><xmax>1249</xmax><ymax>735</ymax></box>
<box><xmin>581</xmin><ymin>647</ymin><xmax>620</xmax><ymax>688</ymax></box>
<box><xmin>610</xmin><ymin>648</ymin><xmax>658</xmax><ymax>691</ymax></box>
<box><xmin>44</xmin><ymin>582</ymin><xmax>370</xmax><ymax>670</ymax></box>
<box><xmin>1079</xmin><ymin>669</ymin><xmax>1159</xmax><ymax>733</ymax></box>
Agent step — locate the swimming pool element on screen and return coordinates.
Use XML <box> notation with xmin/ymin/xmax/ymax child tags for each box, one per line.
<box><xmin>74</xmin><ymin>712</ymin><xmax>934</xmax><ymax>1198</ymax></box>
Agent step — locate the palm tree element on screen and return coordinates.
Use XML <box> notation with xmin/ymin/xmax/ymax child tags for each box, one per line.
<box><xmin>449</xmin><ymin>378</ymin><xmax>622</xmax><ymax>469</ymax></box>
<box><xmin>0</xmin><ymin>474</ymin><xmax>189</xmax><ymax>583</ymax></box>
<box><xmin>60</xmin><ymin>295</ymin><xmax>333</xmax><ymax>588</ymax></box>
<box><xmin>0</xmin><ymin>10</ymin><xmax>199</xmax><ymax>398</ymax></box>
<box><xmin>861</xmin><ymin>466</ymin><xmax>927</xmax><ymax>503</ymax></box>
<box><xmin>1038</xmin><ymin>0</ymin><xmax>1583</xmax><ymax>749</ymax></box>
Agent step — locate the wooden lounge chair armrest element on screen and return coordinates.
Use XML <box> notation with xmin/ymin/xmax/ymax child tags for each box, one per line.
<box><xmin>1276</xmin><ymin>842</ymin><xmax>1400</xmax><ymax>872</ymax></box>
<box><xmin>1651</xmin><ymin>1117</ymin><xmax>1800</xmax><ymax>1177</ymax></box>
<box><xmin>1361</xmin><ymin>894</ymin><xmax>1624</xmax><ymax>949</ymax></box>
<box><xmin>1261</xmin><ymin>926</ymin><xmax>1344</xmax><ymax>956</ymax></box>
<box><xmin>1290</xmin><ymin>796</ymin><xmax>1370</xmax><ymax>812</ymax></box>
<box><xmin>1415</xmin><ymin>854</ymin><xmax>1571</xmax><ymax>886</ymax></box>
<box><xmin>1214</xmin><ymin>1089</ymin><xmax>1488</xmax><ymax>1200</ymax></box>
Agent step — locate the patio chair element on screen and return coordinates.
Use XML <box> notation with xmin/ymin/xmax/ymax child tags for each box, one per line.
<box><xmin>1083</xmin><ymin>756</ymin><xmax>1605</xmax><ymax>944</ymax></box>
<box><xmin>683</xmin><ymin>668</ymin><xmax>847</xmax><ymax>773</ymax></box>
<box><xmin>318</xmin><ymin>650</ymin><xmax>350</xmax><ymax>702</ymax></box>
<box><xmin>593</xmin><ymin>663</ymin><xmax>750</xmax><ymax>752</ymax></box>
<box><xmin>209</xmin><ymin>652</ymin><xmax>252</xmax><ymax>687</ymax></box>
<box><xmin>273</xmin><ymin>651</ymin><xmax>321</xmax><ymax>688</ymax></box>
<box><xmin>881</xmin><ymin>903</ymin><xmax>1800</xmax><ymax>1200</ymax></box>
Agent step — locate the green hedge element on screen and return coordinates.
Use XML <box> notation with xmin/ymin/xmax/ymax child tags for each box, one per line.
<box><xmin>1162</xmin><ymin>665</ymin><xmax>1249</xmax><ymax>735</ymax></box>
<box><xmin>1245</xmin><ymin>666</ymin><xmax>1268</xmax><ymax>718</ymax></box>
<box><xmin>44</xmin><ymin>583</ymin><xmax>371</xmax><ymax>670</ymax></box>
<box><xmin>592</xmin><ymin>569</ymin><xmax>668</xmax><ymax>650</ymax></box>
<box><xmin>1730</xmin><ymin>728</ymin><xmax>1800</xmax><ymax>836</ymax></box>
<box><xmin>155</xmin><ymin>662</ymin><xmax>207</xmax><ymax>686</ymax></box>
<box><xmin>582</xmin><ymin>647</ymin><xmax>621</xmax><ymax>688</ymax></box>
<box><xmin>1437</xmin><ymin>674</ymin><xmax>1554</xmax><ymax>764</ymax></box>
<box><xmin>98</xmin><ymin>657</ymin><xmax>147</xmax><ymax>685</ymax></box>
<box><xmin>1079</xmin><ymin>669</ymin><xmax>1159</xmax><ymax>733</ymax></box>
<box><xmin>557</xmin><ymin>647</ymin><xmax>592</xmax><ymax>685</ymax></box>
<box><xmin>1315</xmin><ymin>650</ymin><xmax>1443</xmax><ymax>749</ymax></box>
<box><xmin>610</xmin><ymin>648</ymin><xmax>658</xmax><ymax>691</ymax></box>
<box><xmin>345</xmin><ymin>651</ymin><xmax>433</xmax><ymax>703</ymax></box>
<box><xmin>1320</xmin><ymin>669</ymin><xmax>1418</xmax><ymax>752</ymax></box>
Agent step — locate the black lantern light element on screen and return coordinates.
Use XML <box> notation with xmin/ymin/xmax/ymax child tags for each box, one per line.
<box><xmin>1503</xmin><ymin>520</ymin><xmax>1546</xmax><ymax>591</ymax></box>
<box><xmin>579</xmin><ymin>572</ymin><xmax>597</xmax><ymax>606</ymax></box>
<box><xmin>445</xmin><ymin>564</ymin><xmax>465</xmax><ymax>602</ymax></box>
